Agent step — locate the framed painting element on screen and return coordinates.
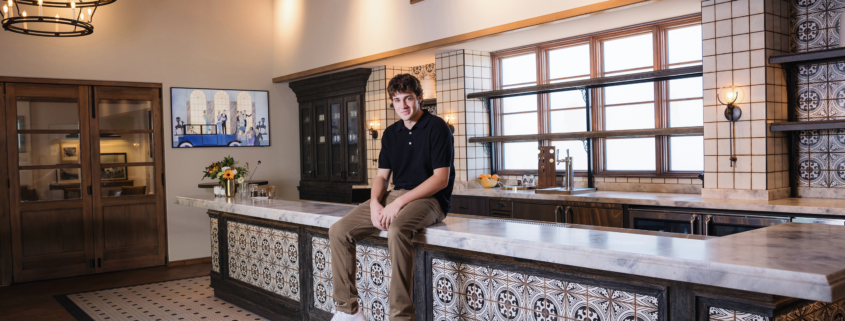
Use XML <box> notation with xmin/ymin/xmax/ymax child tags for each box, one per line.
<box><xmin>56</xmin><ymin>168</ymin><xmax>81</xmax><ymax>184</ymax></box>
<box><xmin>170</xmin><ymin>87</ymin><xmax>271</xmax><ymax>148</ymax></box>
<box><xmin>100</xmin><ymin>153</ymin><xmax>128</xmax><ymax>181</ymax></box>
<box><xmin>60</xmin><ymin>142</ymin><xmax>80</xmax><ymax>162</ymax></box>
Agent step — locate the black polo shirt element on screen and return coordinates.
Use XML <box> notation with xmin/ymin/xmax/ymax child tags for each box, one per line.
<box><xmin>378</xmin><ymin>110</ymin><xmax>455</xmax><ymax>214</ymax></box>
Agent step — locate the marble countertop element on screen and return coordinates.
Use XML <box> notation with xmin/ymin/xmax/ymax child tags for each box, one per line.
<box><xmin>175</xmin><ymin>195</ymin><xmax>845</xmax><ymax>302</ymax></box>
<box><xmin>454</xmin><ymin>188</ymin><xmax>845</xmax><ymax>217</ymax></box>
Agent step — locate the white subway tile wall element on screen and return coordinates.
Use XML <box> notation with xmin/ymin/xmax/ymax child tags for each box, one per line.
<box><xmin>702</xmin><ymin>0</ymin><xmax>791</xmax><ymax>193</ymax></box>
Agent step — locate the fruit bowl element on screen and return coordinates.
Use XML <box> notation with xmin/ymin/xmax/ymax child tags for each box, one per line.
<box><xmin>477</xmin><ymin>177</ymin><xmax>500</xmax><ymax>188</ymax></box>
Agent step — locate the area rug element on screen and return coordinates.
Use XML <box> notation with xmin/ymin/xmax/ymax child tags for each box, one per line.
<box><xmin>54</xmin><ymin>275</ymin><xmax>268</xmax><ymax>321</ymax></box>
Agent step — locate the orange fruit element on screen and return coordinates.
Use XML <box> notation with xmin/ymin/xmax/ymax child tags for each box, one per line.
<box><xmin>477</xmin><ymin>174</ymin><xmax>485</xmax><ymax>179</ymax></box>
<box><xmin>492</xmin><ymin>174</ymin><xmax>499</xmax><ymax>179</ymax></box>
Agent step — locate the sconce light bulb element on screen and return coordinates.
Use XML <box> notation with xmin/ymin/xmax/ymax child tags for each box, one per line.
<box><xmin>718</xmin><ymin>85</ymin><xmax>744</xmax><ymax>106</ymax></box>
<box><xmin>3</xmin><ymin>5</ymin><xmax>7</xmax><ymax>14</ymax></box>
<box><xmin>38</xmin><ymin>0</ymin><xmax>41</xmax><ymax>5</ymax></box>
<box><xmin>21</xmin><ymin>10</ymin><xmax>25</xmax><ymax>17</ymax></box>
<box><xmin>87</xmin><ymin>8</ymin><xmax>91</xmax><ymax>15</ymax></box>
<box><xmin>70</xmin><ymin>2</ymin><xmax>75</xmax><ymax>9</ymax></box>
<box><xmin>55</xmin><ymin>13</ymin><xmax>58</xmax><ymax>18</ymax></box>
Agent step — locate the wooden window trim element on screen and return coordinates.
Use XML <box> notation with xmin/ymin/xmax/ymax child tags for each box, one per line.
<box><xmin>492</xmin><ymin>14</ymin><xmax>702</xmax><ymax>179</ymax></box>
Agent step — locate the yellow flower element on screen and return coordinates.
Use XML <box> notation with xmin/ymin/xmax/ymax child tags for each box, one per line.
<box><xmin>222</xmin><ymin>170</ymin><xmax>234</xmax><ymax>180</ymax></box>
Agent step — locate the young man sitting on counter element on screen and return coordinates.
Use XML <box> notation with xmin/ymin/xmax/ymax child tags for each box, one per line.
<box><xmin>328</xmin><ymin>73</ymin><xmax>456</xmax><ymax>321</ymax></box>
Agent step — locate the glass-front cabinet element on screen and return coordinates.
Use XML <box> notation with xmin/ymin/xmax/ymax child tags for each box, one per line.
<box><xmin>300</xmin><ymin>94</ymin><xmax>365</xmax><ymax>184</ymax></box>
<box><xmin>3</xmin><ymin>81</ymin><xmax>165</xmax><ymax>283</ymax></box>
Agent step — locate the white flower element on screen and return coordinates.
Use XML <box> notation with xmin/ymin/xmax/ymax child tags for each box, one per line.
<box><xmin>237</xmin><ymin>177</ymin><xmax>244</xmax><ymax>184</ymax></box>
<box><xmin>221</xmin><ymin>166</ymin><xmax>230</xmax><ymax>171</ymax></box>
<box><xmin>231</xmin><ymin>169</ymin><xmax>238</xmax><ymax>176</ymax></box>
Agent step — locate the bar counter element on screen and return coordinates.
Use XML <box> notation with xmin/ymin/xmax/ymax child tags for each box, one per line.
<box><xmin>176</xmin><ymin>195</ymin><xmax>845</xmax><ymax>321</ymax></box>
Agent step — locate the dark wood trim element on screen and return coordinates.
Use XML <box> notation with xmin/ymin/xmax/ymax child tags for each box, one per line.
<box><xmin>0</xmin><ymin>83</ymin><xmax>10</xmax><ymax>286</ymax></box>
<box><xmin>468</xmin><ymin>126</ymin><xmax>703</xmax><ymax>143</ymax></box>
<box><xmin>166</xmin><ymin>257</ymin><xmax>212</xmax><ymax>267</ymax></box>
<box><xmin>769</xmin><ymin>46</ymin><xmax>845</xmax><ymax>65</ymax></box>
<box><xmin>770</xmin><ymin>119</ymin><xmax>845</xmax><ymax>132</ymax></box>
<box><xmin>288</xmin><ymin>68</ymin><xmax>372</xmax><ymax>103</ymax></box>
<box><xmin>0</xmin><ymin>76</ymin><xmax>161</xmax><ymax>88</ymax></box>
<box><xmin>468</xmin><ymin>66</ymin><xmax>702</xmax><ymax>100</ymax></box>
<box><xmin>272</xmin><ymin>0</ymin><xmax>654</xmax><ymax>83</ymax></box>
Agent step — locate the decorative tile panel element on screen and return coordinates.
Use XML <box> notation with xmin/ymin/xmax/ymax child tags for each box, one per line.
<box><xmin>774</xmin><ymin>297</ymin><xmax>845</xmax><ymax>321</ymax></box>
<box><xmin>432</xmin><ymin>258</ymin><xmax>659</xmax><ymax>321</ymax></box>
<box><xmin>311</xmin><ymin>236</ymin><xmax>391</xmax><ymax>320</ymax></box>
<box><xmin>210</xmin><ymin>217</ymin><xmax>219</xmax><ymax>273</ymax></box>
<box><xmin>227</xmin><ymin>221</ymin><xmax>300</xmax><ymax>301</ymax></box>
<box><xmin>709</xmin><ymin>307</ymin><xmax>770</xmax><ymax>321</ymax></box>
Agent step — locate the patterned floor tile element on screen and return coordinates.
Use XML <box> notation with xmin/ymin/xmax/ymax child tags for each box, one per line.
<box><xmin>66</xmin><ymin>276</ymin><xmax>268</xmax><ymax>321</ymax></box>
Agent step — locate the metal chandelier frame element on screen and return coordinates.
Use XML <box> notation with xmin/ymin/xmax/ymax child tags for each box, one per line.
<box><xmin>0</xmin><ymin>0</ymin><xmax>116</xmax><ymax>37</ymax></box>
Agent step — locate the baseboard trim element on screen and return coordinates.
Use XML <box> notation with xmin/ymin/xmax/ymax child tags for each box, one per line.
<box><xmin>167</xmin><ymin>257</ymin><xmax>212</xmax><ymax>267</ymax></box>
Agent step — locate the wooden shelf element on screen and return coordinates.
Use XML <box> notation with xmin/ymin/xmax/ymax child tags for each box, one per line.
<box><xmin>465</xmin><ymin>66</ymin><xmax>702</xmax><ymax>100</ymax></box>
<box><xmin>769</xmin><ymin>120</ymin><xmax>845</xmax><ymax>132</ymax></box>
<box><xmin>769</xmin><ymin>47</ymin><xmax>845</xmax><ymax>65</ymax></box>
<box><xmin>467</xmin><ymin>127</ymin><xmax>703</xmax><ymax>143</ymax></box>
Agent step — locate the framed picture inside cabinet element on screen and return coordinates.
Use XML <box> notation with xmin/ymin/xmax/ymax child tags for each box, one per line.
<box><xmin>170</xmin><ymin>87</ymin><xmax>271</xmax><ymax>148</ymax></box>
<box><xmin>100</xmin><ymin>153</ymin><xmax>128</xmax><ymax>181</ymax></box>
<box><xmin>56</xmin><ymin>168</ymin><xmax>81</xmax><ymax>184</ymax></box>
<box><xmin>60</xmin><ymin>142</ymin><xmax>79</xmax><ymax>162</ymax></box>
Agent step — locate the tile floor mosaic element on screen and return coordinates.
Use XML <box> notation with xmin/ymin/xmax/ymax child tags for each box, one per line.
<box><xmin>65</xmin><ymin>276</ymin><xmax>267</xmax><ymax>321</ymax></box>
<box><xmin>227</xmin><ymin>221</ymin><xmax>300</xmax><ymax>301</ymax></box>
<box><xmin>311</xmin><ymin>236</ymin><xmax>391</xmax><ymax>321</ymax></box>
<box><xmin>211</xmin><ymin>217</ymin><xmax>220</xmax><ymax>273</ymax></box>
<box><xmin>432</xmin><ymin>258</ymin><xmax>659</xmax><ymax>321</ymax></box>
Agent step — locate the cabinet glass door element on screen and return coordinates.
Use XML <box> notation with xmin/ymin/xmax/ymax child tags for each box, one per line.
<box><xmin>6</xmin><ymin>83</ymin><xmax>95</xmax><ymax>282</ymax></box>
<box><xmin>345</xmin><ymin>97</ymin><xmax>361</xmax><ymax>182</ymax></box>
<box><xmin>300</xmin><ymin>104</ymin><xmax>314</xmax><ymax>180</ymax></box>
<box><xmin>329</xmin><ymin>99</ymin><xmax>346</xmax><ymax>180</ymax></box>
<box><xmin>90</xmin><ymin>86</ymin><xmax>165</xmax><ymax>272</ymax></box>
<box><xmin>314</xmin><ymin>102</ymin><xmax>329</xmax><ymax>181</ymax></box>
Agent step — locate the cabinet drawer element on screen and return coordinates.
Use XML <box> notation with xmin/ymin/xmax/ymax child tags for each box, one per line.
<box><xmin>450</xmin><ymin>196</ymin><xmax>489</xmax><ymax>216</ymax></box>
<box><xmin>513</xmin><ymin>202</ymin><xmax>559</xmax><ymax>223</ymax></box>
<box><xmin>489</xmin><ymin>199</ymin><xmax>513</xmax><ymax>218</ymax></box>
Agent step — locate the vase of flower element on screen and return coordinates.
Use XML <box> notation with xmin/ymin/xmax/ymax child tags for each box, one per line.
<box><xmin>202</xmin><ymin>156</ymin><xmax>250</xmax><ymax>198</ymax></box>
<box><xmin>224</xmin><ymin>179</ymin><xmax>237</xmax><ymax>197</ymax></box>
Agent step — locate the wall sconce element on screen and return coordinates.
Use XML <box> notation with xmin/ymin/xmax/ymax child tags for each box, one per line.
<box><xmin>717</xmin><ymin>85</ymin><xmax>744</xmax><ymax>167</ymax></box>
<box><xmin>368</xmin><ymin>121</ymin><xmax>379</xmax><ymax>139</ymax></box>
<box><xmin>444</xmin><ymin>115</ymin><xmax>455</xmax><ymax>133</ymax></box>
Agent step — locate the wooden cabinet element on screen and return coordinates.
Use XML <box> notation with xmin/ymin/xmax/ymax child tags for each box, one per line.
<box><xmin>291</xmin><ymin>69</ymin><xmax>371</xmax><ymax>203</ymax></box>
<box><xmin>570</xmin><ymin>206</ymin><xmax>624</xmax><ymax>228</ymax></box>
<box><xmin>513</xmin><ymin>202</ymin><xmax>559</xmax><ymax>222</ymax></box>
<box><xmin>450</xmin><ymin>195</ymin><xmax>489</xmax><ymax>216</ymax></box>
<box><xmin>3</xmin><ymin>79</ymin><xmax>166</xmax><ymax>283</ymax></box>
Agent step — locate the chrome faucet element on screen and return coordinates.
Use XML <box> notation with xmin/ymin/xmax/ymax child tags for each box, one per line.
<box><xmin>556</xmin><ymin>149</ymin><xmax>574</xmax><ymax>191</ymax></box>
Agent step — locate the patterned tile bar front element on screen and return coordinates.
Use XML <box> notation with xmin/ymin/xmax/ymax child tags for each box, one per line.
<box><xmin>227</xmin><ymin>221</ymin><xmax>301</xmax><ymax>301</ymax></box>
<box><xmin>432</xmin><ymin>258</ymin><xmax>658</xmax><ymax>321</ymax></box>
<box><xmin>210</xmin><ymin>217</ymin><xmax>220</xmax><ymax>273</ymax></box>
<box><xmin>311</xmin><ymin>236</ymin><xmax>391</xmax><ymax>321</ymax></box>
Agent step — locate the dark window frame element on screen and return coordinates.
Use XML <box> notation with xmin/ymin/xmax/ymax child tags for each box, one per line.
<box><xmin>491</xmin><ymin>14</ymin><xmax>702</xmax><ymax>178</ymax></box>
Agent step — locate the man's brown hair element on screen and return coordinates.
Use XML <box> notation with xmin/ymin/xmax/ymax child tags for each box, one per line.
<box><xmin>387</xmin><ymin>73</ymin><xmax>424</xmax><ymax>99</ymax></box>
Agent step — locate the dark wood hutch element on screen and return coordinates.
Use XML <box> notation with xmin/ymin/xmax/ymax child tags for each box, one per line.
<box><xmin>290</xmin><ymin>69</ymin><xmax>371</xmax><ymax>203</ymax></box>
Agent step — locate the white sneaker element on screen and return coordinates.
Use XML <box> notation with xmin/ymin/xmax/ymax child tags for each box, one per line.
<box><xmin>330</xmin><ymin>309</ymin><xmax>367</xmax><ymax>321</ymax></box>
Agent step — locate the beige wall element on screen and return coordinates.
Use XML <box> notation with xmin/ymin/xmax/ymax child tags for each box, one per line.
<box><xmin>0</xmin><ymin>0</ymin><xmax>301</xmax><ymax>261</ymax></box>
<box><xmin>272</xmin><ymin>0</ymin><xmax>702</xmax><ymax>77</ymax></box>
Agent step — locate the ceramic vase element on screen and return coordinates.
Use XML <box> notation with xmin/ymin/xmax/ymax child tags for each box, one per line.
<box><xmin>224</xmin><ymin>179</ymin><xmax>237</xmax><ymax>197</ymax></box>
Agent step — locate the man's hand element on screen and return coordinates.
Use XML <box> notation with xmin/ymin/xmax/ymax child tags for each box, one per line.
<box><xmin>370</xmin><ymin>201</ymin><xmax>386</xmax><ymax>230</ymax></box>
<box><xmin>380</xmin><ymin>199</ymin><xmax>405</xmax><ymax>230</ymax></box>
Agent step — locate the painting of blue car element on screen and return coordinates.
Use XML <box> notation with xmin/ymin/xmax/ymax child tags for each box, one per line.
<box><xmin>170</xmin><ymin>88</ymin><xmax>270</xmax><ymax>148</ymax></box>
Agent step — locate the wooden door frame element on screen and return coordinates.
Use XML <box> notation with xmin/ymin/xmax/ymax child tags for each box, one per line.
<box><xmin>6</xmin><ymin>83</ymin><xmax>97</xmax><ymax>282</ymax></box>
<box><xmin>90</xmin><ymin>86</ymin><xmax>167</xmax><ymax>272</ymax></box>
<box><xmin>0</xmin><ymin>83</ymin><xmax>11</xmax><ymax>285</ymax></box>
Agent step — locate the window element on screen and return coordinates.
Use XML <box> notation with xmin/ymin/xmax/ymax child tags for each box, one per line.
<box><xmin>492</xmin><ymin>16</ymin><xmax>702</xmax><ymax>177</ymax></box>
<box><xmin>237</xmin><ymin>91</ymin><xmax>253</xmax><ymax>131</ymax></box>
<box><xmin>189</xmin><ymin>90</ymin><xmax>207</xmax><ymax>133</ymax></box>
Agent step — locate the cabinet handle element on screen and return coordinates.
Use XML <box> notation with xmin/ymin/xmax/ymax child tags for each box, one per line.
<box><xmin>564</xmin><ymin>206</ymin><xmax>572</xmax><ymax>224</ymax></box>
<box><xmin>690</xmin><ymin>214</ymin><xmax>698</xmax><ymax>235</ymax></box>
<box><xmin>555</xmin><ymin>206</ymin><xmax>562</xmax><ymax>223</ymax></box>
<box><xmin>90</xmin><ymin>259</ymin><xmax>94</xmax><ymax>268</ymax></box>
<box><xmin>496</xmin><ymin>203</ymin><xmax>505</xmax><ymax>208</ymax></box>
<box><xmin>703</xmin><ymin>215</ymin><xmax>712</xmax><ymax>236</ymax></box>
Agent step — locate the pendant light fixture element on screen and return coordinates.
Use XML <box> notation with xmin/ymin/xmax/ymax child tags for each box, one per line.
<box><xmin>1</xmin><ymin>0</ymin><xmax>116</xmax><ymax>37</ymax></box>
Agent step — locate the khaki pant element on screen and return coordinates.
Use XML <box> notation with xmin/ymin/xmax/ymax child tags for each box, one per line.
<box><xmin>328</xmin><ymin>190</ymin><xmax>445</xmax><ymax>320</ymax></box>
